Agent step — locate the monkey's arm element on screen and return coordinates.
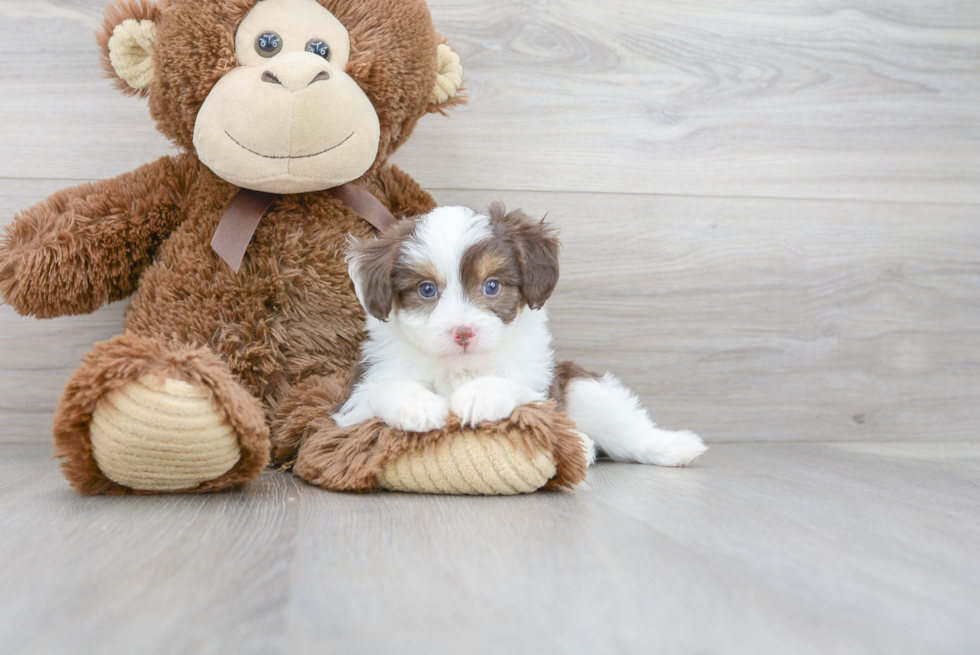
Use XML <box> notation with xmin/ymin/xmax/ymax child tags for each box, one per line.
<box><xmin>366</xmin><ymin>164</ymin><xmax>438</xmax><ymax>217</ymax></box>
<box><xmin>0</xmin><ymin>153</ymin><xmax>199</xmax><ymax>318</ymax></box>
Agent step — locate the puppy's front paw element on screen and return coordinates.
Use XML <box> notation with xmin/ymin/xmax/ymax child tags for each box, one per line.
<box><xmin>378</xmin><ymin>391</ymin><xmax>450</xmax><ymax>433</ymax></box>
<box><xmin>641</xmin><ymin>429</ymin><xmax>708</xmax><ymax>467</ymax></box>
<box><xmin>451</xmin><ymin>380</ymin><xmax>522</xmax><ymax>427</ymax></box>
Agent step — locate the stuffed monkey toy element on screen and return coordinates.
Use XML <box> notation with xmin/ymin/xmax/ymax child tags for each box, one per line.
<box><xmin>0</xmin><ymin>0</ymin><xmax>586</xmax><ymax>495</ymax></box>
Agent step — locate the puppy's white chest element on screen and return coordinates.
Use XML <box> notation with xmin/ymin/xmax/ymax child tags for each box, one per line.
<box><xmin>432</xmin><ymin>369</ymin><xmax>481</xmax><ymax>398</ymax></box>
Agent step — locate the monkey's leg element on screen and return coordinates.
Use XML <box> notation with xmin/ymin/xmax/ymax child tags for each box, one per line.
<box><xmin>54</xmin><ymin>333</ymin><xmax>270</xmax><ymax>495</ymax></box>
<box><xmin>269</xmin><ymin>373</ymin><xmax>349</xmax><ymax>471</ymax></box>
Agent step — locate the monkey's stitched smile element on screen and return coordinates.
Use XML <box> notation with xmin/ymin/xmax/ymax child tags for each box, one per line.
<box><xmin>224</xmin><ymin>130</ymin><xmax>355</xmax><ymax>160</ymax></box>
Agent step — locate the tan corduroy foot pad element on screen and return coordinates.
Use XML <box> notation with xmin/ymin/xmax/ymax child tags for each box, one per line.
<box><xmin>90</xmin><ymin>375</ymin><xmax>241</xmax><ymax>491</ymax></box>
<box><xmin>377</xmin><ymin>430</ymin><xmax>557</xmax><ymax>495</ymax></box>
<box><xmin>290</xmin><ymin>403</ymin><xmax>587</xmax><ymax>495</ymax></box>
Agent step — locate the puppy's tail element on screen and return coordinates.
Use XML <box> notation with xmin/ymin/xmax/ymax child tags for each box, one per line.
<box><xmin>563</xmin><ymin>371</ymin><xmax>707</xmax><ymax>467</ymax></box>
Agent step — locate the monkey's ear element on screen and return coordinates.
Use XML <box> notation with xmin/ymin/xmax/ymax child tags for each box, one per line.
<box><xmin>97</xmin><ymin>1</ymin><xmax>161</xmax><ymax>98</ymax></box>
<box><xmin>428</xmin><ymin>43</ymin><xmax>466</xmax><ymax>114</ymax></box>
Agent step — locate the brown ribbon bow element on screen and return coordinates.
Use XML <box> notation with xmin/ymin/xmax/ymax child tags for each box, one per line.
<box><xmin>210</xmin><ymin>183</ymin><xmax>398</xmax><ymax>274</ymax></box>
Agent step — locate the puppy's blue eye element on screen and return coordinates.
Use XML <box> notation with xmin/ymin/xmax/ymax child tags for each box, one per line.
<box><xmin>484</xmin><ymin>280</ymin><xmax>501</xmax><ymax>296</ymax></box>
<box><xmin>255</xmin><ymin>32</ymin><xmax>282</xmax><ymax>57</ymax></box>
<box><xmin>419</xmin><ymin>282</ymin><xmax>438</xmax><ymax>298</ymax></box>
<box><xmin>306</xmin><ymin>39</ymin><xmax>330</xmax><ymax>60</ymax></box>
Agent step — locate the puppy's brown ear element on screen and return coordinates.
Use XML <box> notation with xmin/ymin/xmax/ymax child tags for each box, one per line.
<box><xmin>347</xmin><ymin>237</ymin><xmax>398</xmax><ymax>321</ymax></box>
<box><xmin>346</xmin><ymin>220</ymin><xmax>417</xmax><ymax>321</ymax></box>
<box><xmin>489</xmin><ymin>203</ymin><xmax>561</xmax><ymax>310</ymax></box>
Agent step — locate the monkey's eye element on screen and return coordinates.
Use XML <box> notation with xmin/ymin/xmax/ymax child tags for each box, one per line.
<box><xmin>483</xmin><ymin>279</ymin><xmax>501</xmax><ymax>296</ymax></box>
<box><xmin>419</xmin><ymin>282</ymin><xmax>438</xmax><ymax>299</ymax></box>
<box><xmin>255</xmin><ymin>32</ymin><xmax>283</xmax><ymax>57</ymax></box>
<box><xmin>305</xmin><ymin>39</ymin><xmax>330</xmax><ymax>60</ymax></box>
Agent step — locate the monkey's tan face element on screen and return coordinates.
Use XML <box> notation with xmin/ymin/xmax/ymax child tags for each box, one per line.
<box><xmin>193</xmin><ymin>0</ymin><xmax>381</xmax><ymax>194</ymax></box>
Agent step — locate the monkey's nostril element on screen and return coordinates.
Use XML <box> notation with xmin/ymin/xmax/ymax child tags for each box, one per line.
<box><xmin>261</xmin><ymin>71</ymin><xmax>282</xmax><ymax>85</ymax></box>
<box><xmin>309</xmin><ymin>71</ymin><xmax>331</xmax><ymax>85</ymax></box>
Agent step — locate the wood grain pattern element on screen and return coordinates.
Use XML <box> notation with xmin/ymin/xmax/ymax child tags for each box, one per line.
<box><xmin>1</xmin><ymin>1</ymin><xmax>979</xmax><ymax>444</ymax></box>
<box><xmin>3</xmin><ymin>185</ymin><xmax>979</xmax><ymax>443</ymax></box>
<box><xmin>0</xmin><ymin>1</ymin><xmax>978</xmax><ymax>201</ymax></box>
<box><xmin>1</xmin><ymin>3</ymin><xmax>977</xmax><ymax>651</ymax></box>
<box><xmin>1</xmin><ymin>440</ymin><xmax>978</xmax><ymax>654</ymax></box>
<box><xmin>432</xmin><ymin>190</ymin><xmax>980</xmax><ymax>443</ymax></box>
<box><xmin>407</xmin><ymin>0</ymin><xmax>980</xmax><ymax>202</ymax></box>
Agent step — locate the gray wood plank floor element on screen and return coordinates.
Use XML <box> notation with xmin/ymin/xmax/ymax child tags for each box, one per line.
<box><xmin>2</xmin><ymin>1</ymin><xmax>978</xmax><ymax>443</ymax></box>
<box><xmin>4</xmin><ymin>186</ymin><xmax>978</xmax><ymax>443</ymax></box>
<box><xmin>1</xmin><ymin>2</ymin><xmax>978</xmax><ymax>653</ymax></box>
<box><xmin>1</xmin><ymin>440</ymin><xmax>978</xmax><ymax>655</ymax></box>
<box><xmin>2</xmin><ymin>1</ymin><xmax>979</xmax><ymax>202</ymax></box>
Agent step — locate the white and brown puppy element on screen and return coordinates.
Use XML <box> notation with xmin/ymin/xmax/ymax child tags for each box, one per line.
<box><xmin>333</xmin><ymin>204</ymin><xmax>707</xmax><ymax>467</ymax></box>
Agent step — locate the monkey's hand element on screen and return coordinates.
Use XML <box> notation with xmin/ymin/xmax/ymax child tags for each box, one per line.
<box><xmin>0</xmin><ymin>153</ymin><xmax>197</xmax><ymax>318</ymax></box>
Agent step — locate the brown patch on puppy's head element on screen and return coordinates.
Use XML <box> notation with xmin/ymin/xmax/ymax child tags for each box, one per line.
<box><xmin>391</xmin><ymin>261</ymin><xmax>443</xmax><ymax>319</ymax></box>
<box><xmin>460</xmin><ymin>240</ymin><xmax>524</xmax><ymax>324</ymax></box>
<box><xmin>485</xmin><ymin>203</ymin><xmax>561</xmax><ymax>311</ymax></box>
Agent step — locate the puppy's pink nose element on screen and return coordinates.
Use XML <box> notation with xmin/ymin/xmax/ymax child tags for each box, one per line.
<box><xmin>453</xmin><ymin>326</ymin><xmax>474</xmax><ymax>345</ymax></box>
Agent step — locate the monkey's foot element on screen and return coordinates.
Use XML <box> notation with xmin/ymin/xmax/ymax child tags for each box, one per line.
<box><xmin>54</xmin><ymin>333</ymin><xmax>270</xmax><ymax>495</ymax></box>
<box><xmin>90</xmin><ymin>376</ymin><xmax>242</xmax><ymax>491</ymax></box>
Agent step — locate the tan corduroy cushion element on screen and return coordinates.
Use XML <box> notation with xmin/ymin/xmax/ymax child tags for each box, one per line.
<box><xmin>377</xmin><ymin>429</ymin><xmax>557</xmax><ymax>495</ymax></box>
<box><xmin>288</xmin><ymin>403</ymin><xmax>588</xmax><ymax>495</ymax></box>
<box><xmin>90</xmin><ymin>376</ymin><xmax>241</xmax><ymax>491</ymax></box>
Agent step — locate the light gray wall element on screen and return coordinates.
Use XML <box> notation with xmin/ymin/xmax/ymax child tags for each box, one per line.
<box><xmin>2</xmin><ymin>0</ymin><xmax>978</xmax><ymax>442</ymax></box>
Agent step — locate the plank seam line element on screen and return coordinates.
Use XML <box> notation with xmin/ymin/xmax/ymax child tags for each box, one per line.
<box><xmin>425</xmin><ymin>187</ymin><xmax>980</xmax><ymax>209</ymax></box>
<box><xmin>3</xmin><ymin>178</ymin><xmax>979</xmax><ymax>209</ymax></box>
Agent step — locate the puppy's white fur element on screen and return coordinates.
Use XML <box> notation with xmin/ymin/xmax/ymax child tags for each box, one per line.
<box><xmin>335</xmin><ymin>206</ymin><xmax>707</xmax><ymax>467</ymax></box>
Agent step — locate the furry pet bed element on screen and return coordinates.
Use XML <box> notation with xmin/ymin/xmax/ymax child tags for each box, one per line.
<box><xmin>274</xmin><ymin>380</ymin><xmax>587</xmax><ymax>495</ymax></box>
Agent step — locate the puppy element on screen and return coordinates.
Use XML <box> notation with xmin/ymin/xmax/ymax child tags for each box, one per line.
<box><xmin>333</xmin><ymin>204</ymin><xmax>707</xmax><ymax>467</ymax></box>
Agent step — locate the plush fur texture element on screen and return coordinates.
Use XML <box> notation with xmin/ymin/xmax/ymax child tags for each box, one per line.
<box><xmin>193</xmin><ymin>0</ymin><xmax>384</xmax><ymax>193</ymax></box>
<box><xmin>336</xmin><ymin>206</ymin><xmax>560</xmax><ymax>433</ymax></box>
<box><xmin>270</xmin><ymin>373</ymin><xmax>350</xmax><ymax>469</ymax></box>
<box><xmin>107</xmin><ymin>0</ymin><xmax>454</xmax><ymax>163</ymax></box>
<box><xmin>53</xmin><ymin>333</ymin><xmax>270</xmax><ymax>495</ymax></box>
<box><xmin>0</xmin><ymin>0</ymin><xmax>463</xmax><ymax>494</ymax></box>
<box><xmin>565</xmin><ymin>374</ymin><xmax>708</xmax><ymax>467</ymax></box>
<box><xmin>550</xmin><ymin>360</ymin><xmax>594</xmax><ymax>409</ymax></box>
<box><xmin>337</xmin><ymin>205</ymin><xmax>708</xmax><ymax>469</ymax></box>
<box><xmin>0</xmin><ymin>154</ymin><xmax>199</xmax><ymax>319</ymax></box>
<box><xmin>291</xmin><ymin>403</ymin><xmax>587</xmax><ymax>493</ymax></box>
<box><xmin>98</xmin><ymin>0</ymin><xmax>161</xmax><ymax>98</ymax></box>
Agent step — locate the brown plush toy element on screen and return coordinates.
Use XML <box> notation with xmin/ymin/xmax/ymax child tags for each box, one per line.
<box><xmin>0</xmin><ymin>0</ymin><xmax>586</xmax><ymax>495</ymax></box>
